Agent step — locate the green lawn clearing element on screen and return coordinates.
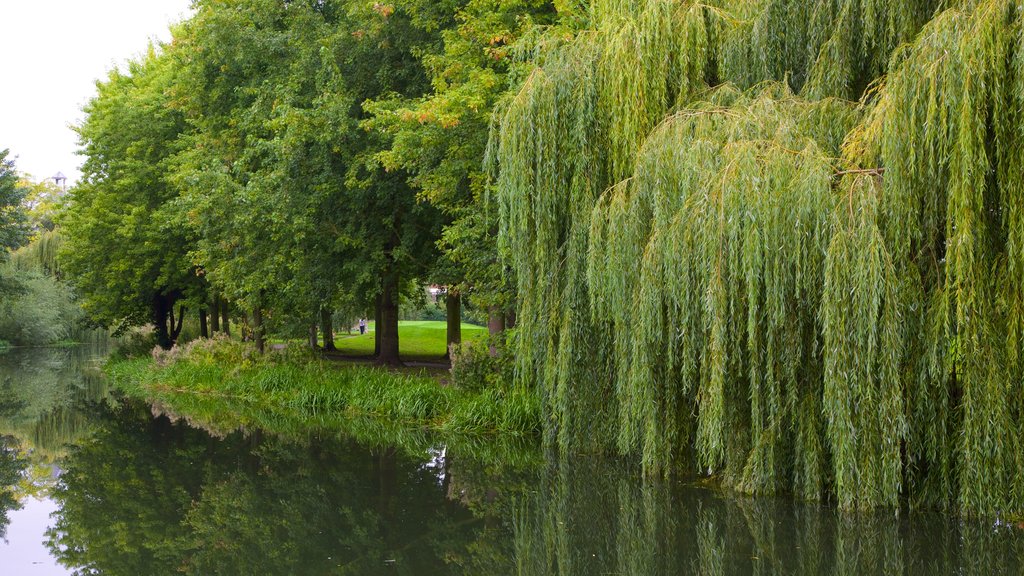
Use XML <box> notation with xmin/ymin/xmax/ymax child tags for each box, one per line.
<box><xmin>326</xmin><ymin>320</ymin><xmax>487</xmax><ymax>361</ymax></box>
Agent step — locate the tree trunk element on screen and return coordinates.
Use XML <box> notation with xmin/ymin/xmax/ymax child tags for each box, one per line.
<box><xmin>171</xmin><ymin>306</ymin><xmax>186</xmax><ymax>342</ymax></box>
<box><xmin>445</xmin><ymin>291</ymin><xmax>461</xmax><ymax>359</ymax></box>
<box><xmin>253</xmin><ymin>306</ymin><xmax>265</xmax><ymax>354</ymax></box>
<box><xmin>210</xmin><ymin>296</ymin><xmax>221</xmax><ymax>333</ymax></box>
<box><xmin>320</xmin><ymin>307</ymin><xmax>336</xmax><ymax>351</ymax></box>
<box><xmin>308</xmin><ymin>322</ymin><xmax>319</xmax><ymax>350</ymax></box>
<box><xmin>221</xmin><ymin>299</ymin><xmax>231</xmax><ymax>337</ymax></box>
<box><xmin>487</xmin><ymin>306</ymin><xmax>506</xmax><ymax>357</ymax></box>
<box><xmin>374</xmin><ymin>294</ymin><xmax>382</xmax><ymax>357</ymax></box>
<box><xmin>152</xmin><ymin>294</ymin><xmax>172</xmax><ymax>350</ymax></box>
<box><xmin>199</xmin><ymin>308</ymin><xmax>209</xmax><ymax>339</ymax></box>
<box><xmin>506</xmin><ymin>310</ymin><xmax>517</xmax><ymax>330</ymax></box>
<box><xmin>377</xmin><ymin>273</ymin><xmax>401</xmax><ymax>365</ymax></box>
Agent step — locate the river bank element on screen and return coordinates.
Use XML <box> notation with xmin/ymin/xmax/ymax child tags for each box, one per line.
<box><xmin>105</xmin><ymin>337</ymin><xmax>539</xmax><ymax>442</ymax></box>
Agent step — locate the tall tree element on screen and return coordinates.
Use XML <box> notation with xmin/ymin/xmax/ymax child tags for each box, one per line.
<box><xmin>366</xmin><ymin>0</ymin><xmax>556</xmax><ymax>351</ymax></box>
<box><xmin>61</xmin><ymin>48</ymin><xmax>203</xmax><ymax>348</ymax></box>
<box><xmin>170</xmin><ymin>0</ymin><xmax>368</xmax><ymax>354</ymax></box>
<box><xmin>0</xmin><ymin>149</ymin><xmax>28</xmax><ymax>254</ymax></box>
<box><xmin>322</xmin><ymin>0</ymin><xmax>452</xmax><ymax>364</ymax></box>
<box><xmin>488</xmin><ymin>0</ymin><xmax>1024</xmax><ymax>518</ymax></box>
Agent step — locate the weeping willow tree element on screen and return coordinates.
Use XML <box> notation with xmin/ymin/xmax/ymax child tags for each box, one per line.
<box><xmin>492</xmin><ymin>0</ymin><xmax>1024</xmax><ymax>515</ymax></box>
<box><xmin>848</xmin><ymin>0</ymin><xmax>1024</xmax><ymax>515</ymax></box>
<box><xmin>9</xmin><ymin>229</ymin><xmax>63</xmax><ymax>277</ymax></box>
<box><xmin>0</xmin><ymin>231</ymin><xmax>86</xmax><ymax>346</ymax></box>
<box><xmin>719</xmin><ymin>0</ymin><xmax>945</xmax><ymax>98</ymax></box>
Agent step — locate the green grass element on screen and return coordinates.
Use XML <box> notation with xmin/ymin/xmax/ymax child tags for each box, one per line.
<box><xmin>106</xmin><ymin>349</ymin><xmax>539</xmax><ymax>443</ymax></box>
<box><xmin>327</xmin><ymin>320</ymin><xmax>488</xmax><ymax>361</ymax></box>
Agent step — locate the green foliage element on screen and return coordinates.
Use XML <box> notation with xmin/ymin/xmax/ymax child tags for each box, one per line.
<box><xmin>449</xmin><ymin>337</ymin><xmax>513</xmax><ymax>392</ymax></box>
<box><xmin>367</xmin><ymin>0</ymin><xmax>556</xmax><ymax>308</ymax></box>
<box><xmin>0</xmin><ymin>267</ymin><xmax>81</xmax><ymax>346</ymax></box>
<box><xmin>718</xmin><ymin>0</ymin><xmax>944</xmax><ymax>99</ymax></box>
<box><xmin>60</xmin><ymin>47</ymin><xmax>202</xmax><ymax>347</ymax></box>
<box><xmin>851</xmin><ymin>0</ymin><xmax>1024</xmax><ymax>516</ymax></box>
<box><xmin>489</xmin><ymin>0</ymin><xmax>1024</xmax><ymax>516</ymax></box>
<box><xmin>52</xmin><ymin>0</ymin><xmax>1024</xmax><ymax>518</ymax></box>
<box><xmin>0</xmin><ymin>436</ymin><xmax>26</xmax><ymax>540</ymax></box>
<box><xmin>10</xmin><ymin>229</ymin><xmax>63</xmax><ymax>277</ymax></box>
<box><xmin>0</xmin><ymin>149</ymin><xmax>29</xmax><ymax>253</ymax></box>
<box><xmin>108</xmin><ymin>329</ymin><xmax>159</xmax><ymax>361</ymax></box>
<box><xmin>107</xmin><ymin>335</ymin><xmax>539</xmax><ymax>439</ymax></box>
<box><xmin>0</xmin><ymin>231</ymin><xmax>88</xmax><ymax>346</ymax></box>
<box><xmin>168</xmin><ymin>0</ymin><xmax>347</xmax><ymax>316</ymax></box>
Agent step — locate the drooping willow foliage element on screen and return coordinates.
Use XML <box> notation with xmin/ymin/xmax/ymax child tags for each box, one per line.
<box><xmin>9</xmin><ymin>230</ymin><xmax>63</xmax><ymax>277</ymax></box>
<box><xmin>720</xmin><ymin>0</ymin><xmax>946</xmax><ymax>98</ymax></box>
<box><xmin>492</xmin><ymin>0</ymin><xmax>1024</xmax><ymax>514</ymax></box>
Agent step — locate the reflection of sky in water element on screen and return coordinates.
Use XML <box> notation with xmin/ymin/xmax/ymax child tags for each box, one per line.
<box><xmin>0</xmin><ymin>497</ymin><xmax>68</xmax><ymax>575</ymax></box>
<box><xmin>0</xmin><ymin>345</ymin><xmax>108</xmax><ymax>576</ymax></box>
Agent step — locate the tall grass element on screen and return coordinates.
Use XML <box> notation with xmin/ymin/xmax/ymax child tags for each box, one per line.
<box><xmin>106</xmin><ymin>338</ymin><xmax>540</xmax><ymax>444</ymax></box>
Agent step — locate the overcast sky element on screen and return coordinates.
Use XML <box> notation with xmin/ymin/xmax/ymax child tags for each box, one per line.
<box><xmin>0</xmin><ymin>1</ymin><xmax>194</xmax><ymax>185</ymax></box>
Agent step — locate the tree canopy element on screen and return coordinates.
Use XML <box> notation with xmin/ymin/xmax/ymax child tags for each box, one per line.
<box><xmin>0</xmin><ymin>149</ymin><xmax>28</xmax><ymax>255</ymax></box>
<box><xmin>488</xmin><ymin>0</ymin><xmax>1024</xmax><ymax>515</ymax></box>
<box><xmin>60</xmin><ymin>49</ymin><xmax>200</xmax><ymax>348</ymax></box>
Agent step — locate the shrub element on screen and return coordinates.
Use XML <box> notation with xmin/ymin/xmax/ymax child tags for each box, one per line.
<box><xmin>0</xmin><ymin>269</ymin><xmax>80</xmax><ymax>345</ymax></box>
<box><xmin>110</xmin><ymin>329</ymin><xmax>158</xmax><ymax>360</ymax></box>
<box><xmin>449</xmin><ymin>337</ymin><xmax>513</xmax><ymax>393</ymax></box>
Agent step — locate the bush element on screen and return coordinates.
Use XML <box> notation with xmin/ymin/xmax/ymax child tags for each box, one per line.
<box><xmin>109</xmin><ymin>329</ymin><xmax>158</xmax><ymax>360</ymax></box>
<box><xmin>153</xmin><ymin>334</ymin><xmax>253</xmax><ymax>364</ymax></box>
<box><xmin>266</xmin><ymin>341</ymin><xmax>319</xmax><ymax>365</ymax></box>
<box><xmin>149</xmin><ymin>334</ymin><xmax>316</xmax><ymax>369</ymax></box>
<box><xmin>0</xmin><ymin>268</ymin><xmax>81</xmax><ymax>346</ymax></box>
<box><xmin>449</xmin><ymin>337</ymin><xmax>513</xmax><ymax>393</ymax></box>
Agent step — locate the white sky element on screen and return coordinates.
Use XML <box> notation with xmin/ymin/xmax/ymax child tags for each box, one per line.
<box><xmin>0</xmin><ymin>1</ymin><xmax>194</xmax><ymax>185</ymax></box>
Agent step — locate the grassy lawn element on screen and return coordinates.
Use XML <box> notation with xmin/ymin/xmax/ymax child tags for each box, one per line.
<box><xmin>327</xmin><ymin>320</ymin><xmax>487</xmax><ymax>361</ymax></box>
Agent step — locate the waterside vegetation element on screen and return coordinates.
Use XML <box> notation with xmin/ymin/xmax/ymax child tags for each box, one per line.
<box><xmin>107</xmin><ymin>336</ymin><xmax>538</xmax><ymax>442</ymax></box>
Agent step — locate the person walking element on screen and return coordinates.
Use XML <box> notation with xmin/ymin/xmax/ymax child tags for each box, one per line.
<box><xmin>359</xmin><ymin>318</ymin><xmax>366</xmax><ymax>335</ymax></box>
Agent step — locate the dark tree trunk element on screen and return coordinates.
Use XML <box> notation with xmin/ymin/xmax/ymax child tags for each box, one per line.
<box><xmin>487</xmin><ymin>306</ymin><xmax>506</xmax><ymax>357</ymax></box>
<box><xmin>210</xmin><ymin>296</ymin><xmax>221</xmax><ymax>333</ymax></box>
<box><xmin>199</xmin><ymin>308</ymin><xmax>209</xmax><ymax>339</ymax></box>
<box><xmin>374</xmin><ymin>293</ymin><xmax>382</xmax><ymax>357</ymax></box>
<box><xmin>171</xmin><ymin>306</ymin><xmax>185</xmax><ymax>342</ymax></box>
<box><xmin>320</xmin><ymin>307</ymin><xmax>336</xmax><ymax>351</ymax></box>
<box><xmin>308</xmin><ymin>322</ymin><xmax>319</xmax><ymax>350</ymax></box>
<box><xmin>506</xmin><ymin>311</ymin><xmax>517</xmax><ymax>330</ymax></box>
<box><xmin>152</xmin><ymin>294</ymin><xmax>173</xmax><ymax>350</ymax></box>
<box><xmin>221</xmin><ymin>299</ymin><xmax>231</xmax><ymax>336</ymax></box>
<box><xmin>445</xmin><ymin>291</ymin><xmax>461</xmax><ymax>359</ymax></box>
<box><xmin>253</xmin><ymin>306</ymin><xmax>265</xmax><ymax>354</ymax></box>
<box><xmin>377</xmin><ymin>273</ymin><xmax>401</xmax><ymax>365</ymax></box>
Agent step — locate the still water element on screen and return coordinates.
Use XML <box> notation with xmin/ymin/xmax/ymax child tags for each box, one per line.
<box><xmin>0</xmin><ymin>346</ymin><xmax>1022</xmax><ymax>575</ymax></box>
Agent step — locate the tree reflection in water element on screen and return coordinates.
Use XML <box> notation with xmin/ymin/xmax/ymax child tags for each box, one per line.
<box><xmin>0</xmin><ymin>435</ymin><xmax>26</xmax><ymax>541</ymax></box>
<box><xmin>46</xmin><ymin>400</ymin><xmax>484</xmax><ymax>575</ymax></box>
<box><xmin>513</xmin><ymin>457</ymin><xmax>1024</xmax><ymax>575</ymax></box>
<box><xmin>44</xmin><ymin>397</ymin><xmax>1024</xmax><ymax>576</ymax></box>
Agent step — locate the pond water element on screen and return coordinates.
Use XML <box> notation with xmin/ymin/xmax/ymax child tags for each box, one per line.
<box><xmin>0</xmin><ymin>346</ymin><xmax>1022</xmax><ymax>575</ymax></box>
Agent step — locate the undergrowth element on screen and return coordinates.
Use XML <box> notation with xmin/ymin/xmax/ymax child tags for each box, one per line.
<box><xmin>107</xmin><ymin>336</ymin><xmax>540</xmax><ymax>440</ymax></box>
